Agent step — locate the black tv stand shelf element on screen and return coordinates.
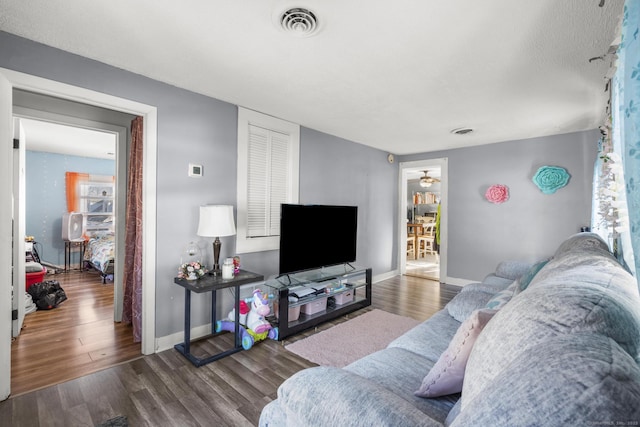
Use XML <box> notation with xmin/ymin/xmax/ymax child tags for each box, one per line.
<box><xmin>264</xmin><ymin>265</ymin><xmax>372</xmax><ymax>340</ymax></box>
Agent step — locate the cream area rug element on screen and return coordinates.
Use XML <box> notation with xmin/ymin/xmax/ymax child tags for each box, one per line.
<box><xmin>285</xmin><ymin>309</ymin><xmax>421</xmax><ymax>368</ymax></box>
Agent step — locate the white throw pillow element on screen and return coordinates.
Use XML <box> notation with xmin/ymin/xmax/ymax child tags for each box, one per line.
<box><xmin>415</xmin><ymin>308</ymin><xmax>497</xmax><ymax>398</ymax></box>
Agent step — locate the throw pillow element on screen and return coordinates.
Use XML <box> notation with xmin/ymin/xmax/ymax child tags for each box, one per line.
<box><xmin>514</xmin><ymin>259</ymin><xmax>549</xmax><ymax>294</ymax></box>
<box><xmin>415</xmin><ymin>308</ymin><xmax>497</xmax><ymax>398</ymax></box>
<box><xmin>484</xmin><ymin>280</ymin><xmax>517</xmax><ymax>310</ymax></box>
<box><xmin>494</xmin><ymin>260</ymin><xmax>534</xmax><ymax>280</ymax></box>
<box><xmin>446</xmin><ymin>289</ymin><xmax>495</xmax><ymax>322</ymax></box>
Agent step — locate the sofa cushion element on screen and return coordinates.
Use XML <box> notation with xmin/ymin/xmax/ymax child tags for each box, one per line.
<box><xmin>415</xmin><ymin>309</ymin><xmax>497</xmax><ymax>398</ymax></box>
<box><xmin>462</xmin><ymin>266</ymin><xmax>640</xmax><ymax>410</ymax></box>
<box><xmin>484</xmin><ymin>280</ymin><xmax>517</xmax><ymax>310</ymax></box>
<box><xmin>346</xmin><ymin>347</ymin><xmax>458</xmax><ymax>422</ymax></box>
<box><xmin>388</xmin><ymin>310</ymin><xmax>461</xmax><ymax>363</ymax></box>
<box><xmin>494</xmin><ymin>260</ymin><xmax>533</xmax><ymax>280</ymax></box>
<box><xmin>554</xmin><ymin>231</ymin><xmax>611</xmax><ymax>257</ymax></box>
<box><xmin>446</xmin><ymin>289</ymin><xmax>494</xmax><ymax>322</ymax></box>
<box><xmin>514</xmin><ymin>259</ymin><xmax>549</xmax><ymax>294</ymax></box>
<box><xmin>268</xmin><ymin>366</ymin><xmax>444</xmax><ymax>427</ymax></box>
<box><xmin>459</xmin><ymin>281</ymin><xmax>509</xmax><ymax>295</ymax></box>
<box><xmin>527</xmin><ymin>232</ymin><xmax>617</xmax><ymax>290</ymax></box>
<box><xmin>480</xmin><ymin>273</ymin><xmax>514</xmax><ymax>287</ymax></box>
<box><xmin>452</xmin><ymin>334</ymin><xmax>640</xmax><ymax>426</ymax></box>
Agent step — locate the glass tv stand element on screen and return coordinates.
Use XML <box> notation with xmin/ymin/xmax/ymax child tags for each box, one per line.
<box><xmin>264</xmin><ymin>264</ymin><xmax>372</xmax><ymax>340</ymax></box>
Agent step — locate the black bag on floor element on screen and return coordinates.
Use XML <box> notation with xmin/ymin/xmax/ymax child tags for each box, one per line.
<box><xmin>27</xmin><ymin>280</ymin><xmax>68</xmax><ymax>310</ymax></box>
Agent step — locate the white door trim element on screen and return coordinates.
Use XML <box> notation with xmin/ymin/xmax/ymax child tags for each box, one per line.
<box><xmin>0</xmin><ymin>72</ymin><xmax>13</xmax><ymax>400</ymax></box>
<box><xmin>398</xmin><ymin>158</ymin><xmax>448</xmax><ymax>281</ymax></box>
<box><xmin>12</xmin><ymin>119</ymin><xmax>26</xmax><ymax>337</ymax></box>
<box><xmin>0</xmin><ymin>67</ymin><xmax>157</xmax><ymax>357</ymax></box>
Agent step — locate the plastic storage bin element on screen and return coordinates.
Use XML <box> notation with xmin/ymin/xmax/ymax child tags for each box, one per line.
<box><xmin>334</xmin><ymin>290</ymin><xmax>354</xmax><ymax>305</ymax></box>
<box><xmin>300</xmin><ymin>297</ymin><xmax>328</xmax><ymax>315</ymax></box>
<box><xmin>274</xmin><ymin>300</ymin><xmax>301</xmax><ymax>321</ymax></box>
<box><xmin>26</xmin><ymin>268</ymin><xmax>47</xmax><ymax>291</ymax></box>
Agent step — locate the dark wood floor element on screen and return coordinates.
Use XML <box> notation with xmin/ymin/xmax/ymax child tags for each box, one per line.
<box><xmin>1</xmin><ymin>274</ymin><xmax>458</xmax><ymax>427</ymax></box>
<box><xmin>10</xmin><ymin>269</ymin><xmax>141</xmax><ymax>397</ymax></box>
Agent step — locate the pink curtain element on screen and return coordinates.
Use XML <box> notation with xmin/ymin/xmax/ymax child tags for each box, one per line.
<box><xmin>122</xmin><ymin>116</ymin><xmax>144</xmax><ymax>342</ymax></box>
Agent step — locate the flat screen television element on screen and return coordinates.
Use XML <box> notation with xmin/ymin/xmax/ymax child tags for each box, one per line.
<box><xmin>279</xmin><ymin>204</ymin><xmax>358</xmax><ymax>275</ymax></box>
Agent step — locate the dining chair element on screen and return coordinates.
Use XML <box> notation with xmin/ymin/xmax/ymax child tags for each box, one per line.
<box><xmin>417</xmin><ymin>222</ymin><xmax>436</xmax><ymax>257</ymax></box>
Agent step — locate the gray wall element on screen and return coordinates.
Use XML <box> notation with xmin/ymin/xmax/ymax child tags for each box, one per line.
<box><xmin>0</xmin><ymin>31</ymin><xmax>397</xmax><ymax>338</ymax></box>
<box><xmin>400</xmin><ymin>130</ymin><xmax>598</xmax><ymax>281</ymax></box>
<box><xmin>25</xmin><ymin>150</ymin><xmax>115</xmax><ymax>266</ymax></box>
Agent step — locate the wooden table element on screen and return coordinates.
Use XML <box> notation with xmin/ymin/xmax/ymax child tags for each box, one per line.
<box><xmin>173</xmin><ymin>269</ymin><xmax>264</xmax><ymax>367</ymax></box>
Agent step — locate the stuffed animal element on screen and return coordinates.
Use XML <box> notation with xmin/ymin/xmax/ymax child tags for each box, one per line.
<box><xmin>216</xmin><ymin>289</ymin><xmax>278</xmax><ymax>350</ymax></box>
<box><xmin>246</xmin><ymin>289</ymin><xmax>273</xmax><ymax>334</ymax></box>
<box><xmin>227</xmin><ymin>300</ymin><xmax>250</xmax><ymax>326</ymax></box>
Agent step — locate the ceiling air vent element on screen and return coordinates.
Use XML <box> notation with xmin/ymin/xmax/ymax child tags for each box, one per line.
<box><xmin>450</xmin><ymin>127</ymin><xmax>474</xmax><ymax>135</ymax></box>
<box><xmin>280</xmin><ymin>8</ymin><xmax>319</xmax><ymax>37</ymax></box>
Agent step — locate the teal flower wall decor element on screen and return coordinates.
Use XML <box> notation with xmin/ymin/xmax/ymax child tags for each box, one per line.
<box><xmin>532</xmin><ymin>166</ymin><xmax>570</xmax><ymax>194</ymax></box>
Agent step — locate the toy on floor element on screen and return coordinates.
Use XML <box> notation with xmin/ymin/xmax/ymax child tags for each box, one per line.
<box><xmin>215</xmin><ymin>288</ymin><xmax>278</xmax><ymax>350</ymax></box>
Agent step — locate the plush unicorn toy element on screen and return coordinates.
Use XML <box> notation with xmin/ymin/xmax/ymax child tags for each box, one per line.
<box><xmin>246</xmin><ymin>289</ymin><xmax>273</xmax><ymax>334</ymax></box>
<box><xmin>217</xmin><ymin>288</ymin><xmax>278</xmax><ymax>350</ymax></box>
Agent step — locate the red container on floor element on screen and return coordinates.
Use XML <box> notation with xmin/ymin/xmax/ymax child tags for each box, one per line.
<box><xmin>26</xmin><ymin>268</ymin><xmax>46</xmax><ymax>291</ymax></box>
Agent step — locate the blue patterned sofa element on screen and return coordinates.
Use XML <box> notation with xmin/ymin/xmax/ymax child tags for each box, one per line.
<box><xmin>259</xmin><ymin>233</ymin><xmax>640</xmax><ymax>426</ymax></box>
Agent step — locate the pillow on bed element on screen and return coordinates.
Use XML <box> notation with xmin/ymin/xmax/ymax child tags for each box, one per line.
<box><xmin>88</xmin><ymin>231</ymin><xmax>114</xmax><ymax>240</ymax></box>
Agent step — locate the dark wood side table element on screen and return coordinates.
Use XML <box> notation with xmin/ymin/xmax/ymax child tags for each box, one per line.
<box><xmin>173</xmin><ymin>269</ymin><xmax>264</xmax><ymax>367</ymax></box>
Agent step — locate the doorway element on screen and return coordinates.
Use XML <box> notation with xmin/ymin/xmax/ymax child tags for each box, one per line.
<box><xmin>398</xmin><ymin>158</ymin><xmax>448</xmax><ymax>282</ymax></box>
<box><xmin>13</xmin><ymin>92</ymin><xmax>132</xmax><ymax>321</ymax></box>
<box><xmin>11</xmin><ymin>109</ymin><xmax>135</xmax><ymax>396</ymax></box>
<box><xmin>0</xmin><ymin>67</ymin><xmax>158</xmax><ymax>400</ymax></box>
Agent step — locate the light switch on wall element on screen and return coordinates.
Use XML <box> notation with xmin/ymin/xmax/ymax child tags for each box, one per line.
<box><xmin>188</xmin><ymin>163</ymin><xmax>203</xmax><ymax>177</ymax></box>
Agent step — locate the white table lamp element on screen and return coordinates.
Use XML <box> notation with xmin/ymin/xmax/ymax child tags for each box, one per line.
<box><xmin>197</xmin><ymin>205</ymin><xmax>236</xmax><ymax>274</ymax></box>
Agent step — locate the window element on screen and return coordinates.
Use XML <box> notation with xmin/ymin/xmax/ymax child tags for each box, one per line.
<box><xmin>236</xmin><ymin>108</ymin><xmax>299</xmax><ymax>253</ymax></box>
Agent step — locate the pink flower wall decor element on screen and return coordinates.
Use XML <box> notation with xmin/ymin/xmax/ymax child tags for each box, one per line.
<box><xmin>485</xmin><ymin>184</ymin><xmax>509</xmax><ymax>204</ymax></box>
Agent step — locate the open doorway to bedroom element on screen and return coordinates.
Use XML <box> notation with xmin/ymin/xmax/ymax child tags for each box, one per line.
<box><xmin>1</xmin><ymin>68</ymin><xmax>157</xmax><ymax>400</ymax></box>
<box><xmin>10</xmin><ymin>94</ymin><xmax>140</xmax><ymax>396</ymax></box>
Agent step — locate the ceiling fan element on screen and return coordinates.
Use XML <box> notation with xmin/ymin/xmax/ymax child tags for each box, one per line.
<box><xmin>419</xmin><ymin>170</ymin><xmax>440</xmax><ymax>188</ymax></box>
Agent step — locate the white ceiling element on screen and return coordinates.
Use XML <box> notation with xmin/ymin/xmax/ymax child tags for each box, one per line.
<box><xmin>0</xmin><ymin>0</ymin><xmax>624</xmax><ymax>155</ymax></box>
<box><xmin>19</xmin><ymin>118</ymin><xmax>116</xmax><ymax>160</ymax></box>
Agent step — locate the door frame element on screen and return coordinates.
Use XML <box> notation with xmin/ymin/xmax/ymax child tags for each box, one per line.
<box><xmin>0</xmin><ymin>67</ymin><xmax>157</xmax><ymax>399</ymax></box>
<box><xmin>11</xmin><ymin>119</ymin><xmax>26</xmax><ymax>337</ymax></box>
<box><xmin>398</xmin><ymin>158</ymin><xmax>448</xmax><ymax>280</ymax></box>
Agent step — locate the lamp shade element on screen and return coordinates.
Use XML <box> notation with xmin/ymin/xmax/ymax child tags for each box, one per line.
<box><xmin>197</xmin><ymin>205</ymin><xmax>236</xmax><ymax>237</ymax></box>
